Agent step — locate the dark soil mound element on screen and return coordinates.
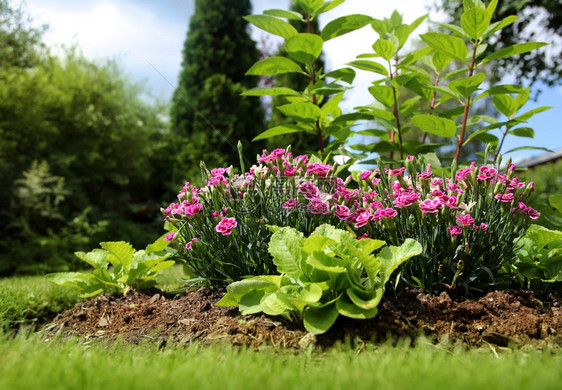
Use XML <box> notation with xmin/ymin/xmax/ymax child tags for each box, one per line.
<box><xmin>47</xmin><ymin>288</ymin><xmax>561</xmax><ymax>349</ymax></box>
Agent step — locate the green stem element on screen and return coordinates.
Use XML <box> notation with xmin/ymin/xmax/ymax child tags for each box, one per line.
<box><xmin>423</xmin><ymin>70</ymin><xmax>442</xmax><ymax>144</ymax></box>
<box><xmin>389</xmin><ymin>61</ymin><xmax>403</xmax><ymax>160</ymax></box>
<box><xmin>305</xmin><ymin>12</ymin><xmax>324</xmax><ymax>153</ymax></box>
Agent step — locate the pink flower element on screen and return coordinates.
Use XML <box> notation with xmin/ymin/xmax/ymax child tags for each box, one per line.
<box><xmin>282</xmin><ymin>199</ymin><xmax>299</xmax><ymax>210</ymax></box>
<box><xmin>356</xmin><ymin>233</ymin><xmax>372</xmax><ymax>240</ymax></box>
<box><xmin>495</xmin><ymin>193</ymin><xmax>515</xmax><ymax>202</ymax></box>
<box><xmin>455</xmin><ymin>167</ymin><xmax>474</xmax><ymax>181</ymax></box>
<box><xmin>298</xmin><ymin>181</ymin><xmax>319</xmax><ymax>200</ymax></box>
<box><xmin>207</xmin><ymin>175</ymin><xmax>228</xmax><ymax>186</ymax></box>
<box><xmin>307</xmin><ymin>199</ymin><xmax>330</xmax><ymax>215</ymax></box>
<box><xmin>184</xmin><ymin>203</ymin><xmax>203</xmax><ymax>216</ymax></box>
<box><xmin>393</xmin><ymin>193</ymin><xmax>420</xmax><ymax>208</ymax></box>
<box><xmin>457</xmin><ymin>214</ymin><xmax>475</xmax><ymax>226</ymax></box>
<box><xmin>295</xmin><ymin>155</ymin><xmax>309</xmax><ymax>165</ymax></box>
<box><xmin>479</xmin><ymin>223</ymin><xmax>488</xmax><ymax>231</ymax></box>
<box><xmin>306</xmin><ymin>163</ymin><xmax>332</xmax><ymax>177</ymax></box>
<box><xmin>417</xmin><ymin>170</ymin><xmax>433</xmax><ymax>180</ymax></box>
<box><xmin>507</xmin><ymin>177</ymin><xmax>525</xmax><ymax>190</ymax></box>
<box><xmin>477</xmin><ymin>166</ymin><xmax>498</xmax><ymax>181</ymax></box>
<box><xmin>523</xmin><ymin>206</ymin><xmax>540</xmax><ymax>220</ymax></box>
<box><xmin>215</xmin><ymin>217</ymin><xmax>237</xmax><ymax>235</ymax></box>
<box><xmin>360</xmin><ymin>171</ymin><xmax>373</xmax><ymax>180</ymax></box>
<box><xmin>389</xmin><ymin>167</ymin><xmax>405</xmax><ymax>177</ymax></box>
<box><xmin>334</xmin><ymin>204</ymin><xmax>350</xmax><ymax>220</ymax></box>
<box><xmin>376</xmin><ymin>207</ymin><xmax>398</xmax><ymax>220</ymax></box>
<box><xmin>284</xmin><ymin>167</ymin><xmax>297</xmax><ymax>177</ymax></box>
<box><xmin>211</xmin><ymin>167</ymin><xmax>228</xmax><ymax>176</ymax></box>
<box><xmin>164</xmin><ymin>232</ymin><xmax>177</xmax><ymax>241</ymax></box>
<box><xmin>447</xmin><ymin>226</ymin><xmax>463</xmax><ymax>237</ymax></box>
<box><xmin>211</xmin><ymin>211</ymin><xmax>220</xmax><ymax>218</ymax></box>
<box><xmin>354</xmin><ymin>211</ymin><xmax>374</xmax><ymax>228</ymax></box>
<box><xmin>419</xmin><ymin>199</ymin><xmax>443</xmax><ymax>214</ymax></box>
<box><xmin>185</xmin><ymin>242</ymin><xmax>193</xmax><ymax>250</ymax></box>
<box><xmin>439</xmin><ymin>195</ymin><xmax>458</xmax><ymax>209</ymax></box>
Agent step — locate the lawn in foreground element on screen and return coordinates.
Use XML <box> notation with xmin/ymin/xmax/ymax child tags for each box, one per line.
<box><xmin>0</xmin><ymin>333</ymin><xmax>560</xmax><ymax>390</ymax></box>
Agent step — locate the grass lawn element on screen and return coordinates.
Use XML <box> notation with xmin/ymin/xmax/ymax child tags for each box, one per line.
<box><xmin>1</xmin><ymin>273</ymin><xmax>560</xmax><ymax>390</ymax></box>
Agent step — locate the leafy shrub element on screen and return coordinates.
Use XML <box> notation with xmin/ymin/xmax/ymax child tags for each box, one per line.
<box><xmin>46</xmin><ymin>235</ymin><xmax>175</xmax><ymax>297</ymax></box>
<box><xmin>216</xmin><ymin>225</ymin><xmax>421</xmax><ymax>334</ymax></box>
<box><xmin>165</xmin><ymin>148</ymin><xmax>538</xmax><ymax>293</ymax></box>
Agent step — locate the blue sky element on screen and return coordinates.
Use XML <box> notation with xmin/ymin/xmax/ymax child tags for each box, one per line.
<box><xmin>19</xmin><ymin>0</ymin><xmax>562</xmax><ymax>163</ymax></box>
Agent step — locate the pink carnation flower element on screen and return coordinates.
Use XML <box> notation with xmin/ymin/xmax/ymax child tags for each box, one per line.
<box><xmin>495</xmin><ymin>193</ymin><xmax>515</xmax><ymax>202</ymax></box>
<box><xmin>307</xmin><ymin>199</ymin><xmax>330</xmax><ymax>215</ymax></box>
<box><xmin>419</xmin><ymin>199</ymin><xmax>443</xmax><ymax>214</ymax></box>
<box><xmin>215</xmin><ymin>217</ymin><xmax>237</xmax><ymax>235</ymax></box>
<box><xmin>447</xmin><ymin>226</ymin><xmax>463</xmax><ymax>237</ymax></box>
<box><xmin>164</xmin><ymin>232</ymin><xmax>177</xmax><ymax>241</ymax></box>
<box><xmin>298</xmin><ymin>181</ymin><xmax>319</xmax><ymax>200</ymax></box>
<box><xmin>334</xmin><ymin>204</ymin><xmax>350</xmax><ymax>220</ymax></box>
<box><xmin>354</xmin><ymin>210</ymin><xmax>374</xmax><ymax>228</ymax></box>
<box><xmin>375</xmin><ymin>207</ymin><xmax>398</xmax><ymax>220</ymax></box>
<box><xmin>282</xmin><ymin>199</ymin><xmax>299</xmax><ymax>210</ymax></box>
<box><xmin>457</xmin><ymin>214</ymin><xmax>475</xmax><ymax>226</ymax></box>
<box><xmin>306</xmin><ymin>163</ymin><xmax>332</xmax><ymax>177</ymax></box>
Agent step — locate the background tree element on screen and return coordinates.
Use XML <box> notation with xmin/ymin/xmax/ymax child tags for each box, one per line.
<box><xmin>0</xmin><ymin>1</ymin><xmax>171</xmax><ymax>274</ymax></box>
<box><xmin>170</xmin><ymin>0</ymin><xmax>265</xmax><ymax>184</ymax></box>
<box><xmin>264</xmin><ymin>2</ymin><xmax>327</xmax><ymax>155</ymax></box>
<box><xmin>433</xmin><ymin>0</ymin><xmax>562</xmax><ymax>88</ymax></box>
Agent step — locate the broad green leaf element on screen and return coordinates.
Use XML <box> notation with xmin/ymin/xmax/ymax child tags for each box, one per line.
<box><xmin>269</xmin><ymin>227</ymin><xmax>305</xmax><ymax>279</ymax></box>
<box><xmin>420</xmin><ymin>32</ymin><xmax>468</xmax><ymax>62</ymax></box>
<box><xmin>149</xmin><ymin>260</ymin><xmax>175</xmax><ymax>273</ymax></box>
<box><xmin>277</xmin><ymin>102</ymin><xmax>320</xmax><ymax>123</ymax></box>
<box><xmin>357</xmin><ymin>129</ymin><xmax>387</xmax><ymax>137</ymax></box>
<box><xmin>242</xmin><ymin>87</ymin><xmax>301</xmax><ymax>97</ymax></box>
<box><xmin>285</xmin><ymin>33</ymin><xmax>324</xmax><ymax>64</ymax></box>
<box><xmin>335</xmin><ymin>296</ymin><xmax>378</xmax><ymax>319</ymax></box>
<box><xmin>46</xmin><ymin>272</ymin><xmax>95</xmax><ymax>289</ymax></box>
<box><xmin>347</xmin><ymin>287</ymin><xmax>383</xmax><ymax>310</ymax></box>
<box><xmin>306</xmin><ymin>251</ymin><xmax>347</xmax><ymax>273</ymax></box>
<box><xmin>493</xmin><ymin>94</ymin><xmax>517</xmax><ymax>117</ymax></box>
<box><xmin>282</xmin><ymin>284</ymin><xmax>323</xmax><ymax>312</ymax></box>
<box><xmin>474</xmin><ymin>84</ymin><xmax>524</xmax><ymax>102</ymax></box>
<box><xmin>549</xmin><ymin>195</ymin><xmax>562</xmax><ymax>213</ymax></box>
<box><xmin>486</xmin><ymin>0</ymin><xmax>498</xmax><ymax>15</ymax></box>
<box><xmin>514</xmin><ymin>106</ymin><xmax>552</xmax><ymax>122</ymax></box>
<box><xmin>321</xmin><ymin>14</ymin><xmax>373</xmax><ymax>41</ymax></box>
<box><xmin>356</xmin><ymin>238</ymin><xmax>386</xmax><ymax>255</ymax></box>
<box><xmin>145</xmin><ymin>234</ymin><xmax>170</xmax><ymax>253</ymax></box>
<box><xmin>244</xmin><ymin>15</ymin><xmax>298</xmax><ymax>39</ymax></box>
<box><xmin>303</xmin><ymin>303</ymin><xmax>339</xmax><ymax>334</ymax></box>
<box><xmin>432</xmin><ymin>51</ymin><xmax>453</xmax><ymax>71</ymax></box>
<box><xmin>260</xmin><ymin>292</ymin><xmax>296</xmax><ymax>316</ymax></box>
<box><xmin>482</xmin><ymin>15</ymin><xmax>518</xmax><ymax>40</ymax></box>
<box><xmin>239</xmin><ymin>290</ymin><xmax>267</xmax><ymax>315</ymax></box>
<box><xmin>368</xmin><ymin>85</ymin><xmax>394</xmax><ymax>107</ymax></box>
<box><xmin>310</xmin><ymin>224</ymin><xmax>355</xmax><ymax>244</ymax></box>
<box><xmin>263</xmin><ymin>9</ymin><xmax>303</xmax><ymax>21</ymax></box>
<box><xmin>515</xmin><ymin>89</ymin><xmax>530</xmax><ymax>110</ymax></box>
<box><xmin>435</xmin><ymin>22</ymin><xmax>472</xmax><ymax>40</ymax></box>
<box><xmin>390</xmin><ymin>10</ymin><xmax>402</xmax><ymax>27</ymax></box>
<box><xmin>373</xmin><ymin>39</ymin><xmax>395</xmax><ymax>61</ymax></box>
<box><xmin>508</xmin><ymin>127</ymin><xmax>534</xmax><ymax>138</ymax></box>
<box><xmin>480</xmin><ymin>42</ymin><xmax>548</xmax><ymax>64</ymax></box>
<box><xmin>505</xmin><ymin>146</ymin><xmax>552</xmax><ymax>154</ymax></box>
<box><xmin>461</xmin><ymin>7</ymin><xmax>490</xmax><ymax>40</ymax></box>
<box><xmin>74</xmin><ymin>249</ymin><xmax>107</xmax><ymax>269</ymax></box>
<box><xmin>320</xmin><ymin>92</ymin><xmax>344</xmax><ymax>119</ymax></box>
<box><xmin>217</xmin><ymin>278</ymin><xmax>280</xmax><ymax>306</ymax></box>
<box><xmin>449</xmin><ymin>73</ymin><xmax>486</xmax><ymax>97</ymax></box>
<box><xmin>395</xmin><ymin>24</ymin><xmax>412</xmax><ymax>49</ymax></box>
<box><xmin>412</xmin><ymin>115</ymin><xmax>457</xmax><ymax>137</ymax></box>
<box><xmin>252</xmin><ymin>124</ymin><xmax>308</xmax><ymax>141</ymax></box>
<box><xmin>316</xmin><ymin>0</ymin><xmax>345</xmax><ymax>15</ymax></box>
<box><xmin>370</xmin><ymin>18</ymin><xmax>389</xmax><ymax>36</ymax></box>
<box><xmin>347</xmin><ymin>60</ymin><xmax>388</xmax><ymax>76</ymax></box>
<box><xmin>523</xmin><ymin>225</ymin><xmax>562</xmax><ymax>251</ymax></box>
<box><xmin>101</xmin><ymin>241</ymin><xmax>135</xmax><ymax>271</ymax></box>
<box><xmin>246</xmin><ymin>56</ymin><xmax>302</xmax><ymax>76</ymax></box>
<box><xmin>377</xmin><ymin>239</ymin><xmax>422</xmax><ymax>283</ymax></box>
<box><xmin>409</xmin><ymin>14</ymin><xmax>428</xmax><ymax>34</ymax></box>
<box><xmin>399</xmin><ymin>46</ymin><xmax>432</xmax><ymax>67</ymax></box>
<box><xmin>296</xmin><ymin>0</ymin><xmax>324</xmax><ymax>15</ymax></box>
<box><xmin>325</xmin><ymin>67</ymin><xmax>356</xmax><ymax>84</ymax></box>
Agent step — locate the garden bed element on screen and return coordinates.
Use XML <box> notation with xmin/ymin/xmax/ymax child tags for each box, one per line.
<box><xmin>48</xmin><ymin>288</ymin><xmax>561</xmax><ymax>349</ymax></box>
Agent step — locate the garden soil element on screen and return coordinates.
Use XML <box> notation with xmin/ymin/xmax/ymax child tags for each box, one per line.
<box><xmin>47</xmin><ymin>288</ymin><xmax>561</xmax><ymax>350</ymax></box>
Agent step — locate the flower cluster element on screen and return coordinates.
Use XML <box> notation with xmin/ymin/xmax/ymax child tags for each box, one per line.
<box><xmin>164</xmin><ymin>148</ymin><xmax>538</xmax><ymax>291</ymax></box>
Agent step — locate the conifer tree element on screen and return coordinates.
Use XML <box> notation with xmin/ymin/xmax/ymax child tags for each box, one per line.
<box><xmin>170</xmin><ymin>0</ymin><xmax>265</xmax><ymax>184</ymax></box>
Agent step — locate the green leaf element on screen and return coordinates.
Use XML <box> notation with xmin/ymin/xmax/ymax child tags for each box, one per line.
<box><xmin>246</xmin><ymin>56</ymin><xmax>302</xmax><ymax>76</ymax></box>
<box><xmin>346</xmin><ymin>287</ymin><xmax>383</xmax><ymax>310</ymax></box>
<box><xmin>244</xmin><ymin>14</ymin><xmax>298</xmax><ymax>39</ymax></box>
<box><xmin>335</xmin><ymin>295</ymin><xmax>378</xmax><ymax>319</ymax></box>
<box><xmin>321</xmin><ymin>14</ymin><xmax>373</xmax><ymax>41</ymax></box>
<box><xmin>377</xmin><ymin>239</ymin><xmax>422</xmax><ymax>283</ymax></box>
<box><xmin>368</xmin><ymin>85</ymin><xmax>394</xmax><ymax>107</ymax></box>
<box><xmin>145</xmin><ymin>234</ymin><xmax>170</xmax><ymax>253</ymax></box>
<box><xmin>420</xmin><ymin>32</ymin><xmax>468</xmax><ymax>62</ymax></box>
<box><xmin>277</xmin><ymin>102</ymin><xmax>320</xmax><ymax>123</ymax></box>
<box><xmin>432</xmin><ymin>51</ymin><xmax>453</xmax><ymax>71</ymax></box>
<box><xmin>482</xmin><ymin>15</ymin><xmax>518</xmax><ymax>40</ymax></box>
<box><xmin>303</xmin><ymin>303</ymin><xmax>339</xmax><ymax>334</ymax></box>
<box><xmin>325</xmin><ymin>67</ymin><xmax>356</xmax><ymax>84</ymax></box>
<box><xmin>263</xmin><ymin>9</ymin><xmax>303</xmax><ymax>21</ymax></box>
<box><xmin>412</xmin><ymin>115</ymin><xmax>457</xmax><ymax>137</ymax></box>
<box><xmin>217</xmin><ymin>278</ymin><xmax>280</xmax><ymax>307</ymax></box>
<box><xmin>285</xmin><ymin>33</ymin><xmax>324</xmax><ymax>64</ymax></box>
<box><xmin>260</xmin><ymin>292</ymin><xmax>296</xmax><ymax>316</ymax></box>
<box><xmin>239</xmin><ymin>290</ymin><xmax>267</xmax><ymax>315</ymax></box>
<box><xmin>283</xmin><ymin>284</ymin><xmax>323</xmax><ymax>312</ymax></box>
<box><xmin>474</xmin><ymin>84</ymin><xmax>524</xmax><ymax>102</ymax></box>
<box><xmin>523</xmin><ymin>225</ymin><xmax>562</xmax><ymax>252</ymax></box>
<box><xmin>242</xmin><ymin>87</ymin><xmax>301</xmax><ymax>97</ymax></box>
<box><xmin>252</xmin><ymin>124</ymin><xmax>308</xmax><ymax>141</ymax></box>
<box><xmin>101</xmin><ymin>241</ymin><xmax>135</xmax><ymax>271</ymax></box>
<box><xmin>373</xmin><ymin>39</ymin><xmax>395</xmax><ymax>61</ymax></box>
<box><xmin>74</xmin><ymin>249</ymin><xmax>108</xmax><ymax>269</ymax></box>
<box><xmin>310</xmin><ymin>224</ymin><xmax>355</xmax><ymax>245</ymax></box>
<box><xmin>306</xmin><ymin>251</ymin><xmax>347</xmax><ymax>274</ymax></box>
<box><xmin>435</xmin><ymin>22</ymin><xmax>472</xmax><ymax>40</ymax></box>
<box><xmin>504</xmin><ymin>146</ymin><xmax>553</xmax><ymax>154</ymax></box>
<box><xmin>493</xmin><ymin>94</ymin><xmax>517</xmax><ymax>117</ymax></box>
<box><xmin>508</xmin><ymin>127</ymin><xmax>534</xmax><ymax>138</ymax></box>
<box><xmin>316</xmin><ymin>0</ymin><xmax>345</xmax><ymax>15</ymax></box>
<box><xmin>347</xmin><ymin>60</ymin><xmax>387</xmax><ymax>76</ymax></box>
<box><xmin>514</xmin><ymin>106</ymin><xmax>552</xmax><ymax>122</ymax></box>
<box><xmin>390</xmin><ymin>10</ymin><xmax>402</xmax><ymax>27</ymax></box>
<box><xmin>461</xmin><ymin>7</ymin><xmax>490</xmax><ymax>40</ymax></box>
<box><xmin>449</xmin><ymin>73</ymin><xmax>486</xmax><ymax>97</ymax></box>
<box><xmin>320</xmin><ymin>92</ymin><xmax>344</xmax><ymax>119</ymax></box>
<box><xmin>269</xmin><ymin>227</ymin><xmax>305</xmax><ymax>279</ymax></box>
<box><xmin>549</xmin><ymin>195</ymin><xmax>562</xmax><ymax>213</ymax></box>
<box><xmin>46</xmin><ymin>272</ymin><xmax>95</xmax><ymax>289</ymax></box>
<box><xmin>480</xmin><ymin>42</ymin><xmax>548</xmax><ymax>65</ymax></box>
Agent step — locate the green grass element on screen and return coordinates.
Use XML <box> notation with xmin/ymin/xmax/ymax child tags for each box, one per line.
<box><xmin>0</xmin><ymin>275</ymin><xmax>80</xmax><ymax>331</ymax></box>
<box><xmin>0</xmin><ymin>334</ymin><xmax>560</xmax><ymax>390</ymax></box>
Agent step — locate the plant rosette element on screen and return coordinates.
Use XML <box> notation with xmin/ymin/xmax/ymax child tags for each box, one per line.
<box><xmin>164</xmin><ymin>147</ymin><xmax>539</xmax><ymax>293</ymax></box>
